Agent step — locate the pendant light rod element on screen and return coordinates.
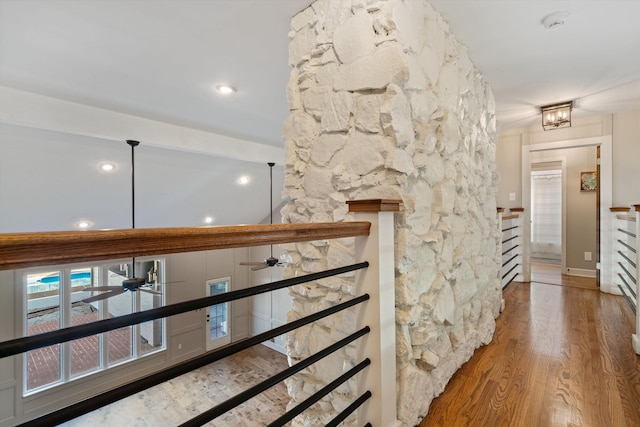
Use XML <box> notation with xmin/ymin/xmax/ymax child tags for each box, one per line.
<box><xmin>126</xmin><ymin>140</ymin><xmax>140</xmax><ymax>279</ymax></box>
<box><xmin>268</xmin><ymin>162</ymin><xmax>274</xmax><ymax>225</ymax></box>
<box><xmin>126</xmin><ymin>140</ymin><xmax>140</xmax><ymax>229</ymax></box>
<box><xmin>268</xmin><ymin>162</ymin><xmax>275</xmax><ymax>258</ymax></box>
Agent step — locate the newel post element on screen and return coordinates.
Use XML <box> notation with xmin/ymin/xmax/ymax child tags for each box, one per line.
<box><xmin>347</xmin><ymin>199</ymin><xmax>401</xmax><ymax>427</ymax></box>
<box><xmin>497</xmin><ymin>208</ymin><xmax>505</xmax><ymax>311</ymax></box>
<box><xmin>634</xmin><ymin>205</ymin><xmax>640</xmax><ymax>355</ymax></box>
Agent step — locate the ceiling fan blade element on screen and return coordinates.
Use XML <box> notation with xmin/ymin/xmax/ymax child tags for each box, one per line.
<box><xmin>240</xmin><ymin>262</ymin><xmax>266</xmax><ymax>266</ymax></box>
<box><xmin>81</xmin><ymin>288</ymin><xmax>126</xmax><ymax>303</ymax></box>
<box><xmin>83</xmin><ymin>286</ymin><xmax>121</xmax><ymax>292</ymax></box>
<box><xmin>81</xmin><ymin>293</ymin><xmax>111</xmax><ymax>303</ymax></box>
<box><xmin>251</xmin><ymin>264</ymin><xmax>270</xmax><ymax>271</ymax></box>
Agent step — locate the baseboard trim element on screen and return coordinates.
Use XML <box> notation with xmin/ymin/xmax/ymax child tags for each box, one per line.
<box><xmin>564</xmin><ymin>267</ymin><xmax>596</xmax><ymax>278</ymax></box>
<box><xmin>261</xmin><ymin>339</ymin><xmax>287</xmax><ymax>355</ymax></box>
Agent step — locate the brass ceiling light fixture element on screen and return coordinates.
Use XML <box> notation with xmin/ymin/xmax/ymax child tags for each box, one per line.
<box><xmin>541</xmin><ymin>101</ymin><xmax>572</xmax><ymax>131</ymax></box>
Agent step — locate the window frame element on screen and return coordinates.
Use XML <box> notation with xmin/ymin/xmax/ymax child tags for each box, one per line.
<box><xmin>20</xmin><ymin>257</ymin><xmax>166</xmax><ymax>396</ymax></box>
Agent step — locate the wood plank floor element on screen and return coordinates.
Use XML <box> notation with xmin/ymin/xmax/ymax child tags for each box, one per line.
<box><xmin>420</xmin><ymin>280</ymin><xmax>640</xmax><ymax>427</ymax></box>
<box><xmin>530</xmin><ymin>261</ymin><xmax>598</xmax><ymax>290</ymax></box>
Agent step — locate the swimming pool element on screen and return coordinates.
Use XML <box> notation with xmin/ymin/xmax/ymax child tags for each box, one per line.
<box><xmin>37</xmin><ymin>271</ymin><xmax>91</xmax><ymax>283</ymax></box>
<box><xmin>27</xmin><ymin>269</ymin><xmax>93</xmax><ymax>295</ymax></box>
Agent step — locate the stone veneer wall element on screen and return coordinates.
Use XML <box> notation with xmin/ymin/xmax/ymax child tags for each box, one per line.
<box><xmin>280</xmin><ymin>1</ymin><xmax>501</xmax><ymax>425</ymax></box>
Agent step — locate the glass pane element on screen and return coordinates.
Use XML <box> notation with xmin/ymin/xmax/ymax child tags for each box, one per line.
<box><xmin>209</xmin><ymin>281</ymin><xmax>228</xmax><ymax>340</ymax></box>
<box><xmin>70</xmin><ymin>267</ymin><xmax>92</xmax><ymax>290</ymax></box>
<box><xmin>107</xmin><ymin>265</ymin><xmax>133</xmax><ymax>365</ymax></box>
<box><xmin>26</xmin><ymin>271</ymin><xmax>61</xmax><ymax>390</ymax></box>
<box><xmin>70</xmin><ymin>268</ymin><xmax>100</xmax><ymax>377</ymax></box>
<box><xmin>139</xmin><ymin>286</ymin><xmax>163</xmax><ymax>356</ymax></box>
<box><xmin>139</xmin><ymin>260</ymin><xmax>164</xmax><ymax>356</ymax></box>
<box><xmin>26</xmin><ymin>344</ymin><xmax>60</xmax><ymax>390</ymax></box>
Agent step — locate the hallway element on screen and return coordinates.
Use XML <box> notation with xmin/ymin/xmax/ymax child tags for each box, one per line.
<box><xmin>530</xmin><ymin>260</ymin><xmax>599</xmax><ymax>290</ymax></box>
<box><xmin>420</xmin><ymin>280</ymin><xmax>640</xmax><ymax>426</ymax></box>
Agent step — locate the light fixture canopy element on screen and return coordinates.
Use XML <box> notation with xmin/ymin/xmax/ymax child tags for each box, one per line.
<box><xmin>541</xmin><ymin>101</ymin><xmax>572</xmax><ymax>131</ymax></box>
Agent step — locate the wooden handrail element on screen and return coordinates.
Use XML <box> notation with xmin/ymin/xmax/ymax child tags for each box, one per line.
<box><xmin>0</xmin><ymin>222</ymin><xmax>371</xmax><ymax>270</ymax></box>
<box><xmin>510</xmin><ymin>207</ymin><xmax>525</xmax><ymax>213</ymax></box>
<box><xmin>610</xmin><ymin>207</ymin><xmax>631</xmax><ymax>213</ymax></box>
<box><xmin>502</xmin><ymin>214</ymin><xmax>520</xmax><ymax>221</ymax></box>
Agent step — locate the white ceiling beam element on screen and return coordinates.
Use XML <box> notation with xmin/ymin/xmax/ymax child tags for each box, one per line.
<box><xmin>0</xmin><ymin>86</ymin><xmax>284</xmax><ymax>163</ymax></box>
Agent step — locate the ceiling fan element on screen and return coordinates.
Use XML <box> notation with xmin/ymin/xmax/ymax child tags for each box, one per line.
<box><xmin>82</xmin><ymin>140</ymin><xmax>165</xmax><ymax>303</ymax></box>
<box><xmin>81</xmin><ymin>277</ymin><xmax>162</xmax><ymax>303</ymax></box>
<box><xmin>239</xmin><ymin>162</ymin><xmax>290</xmax><ymax>271</ymax></box>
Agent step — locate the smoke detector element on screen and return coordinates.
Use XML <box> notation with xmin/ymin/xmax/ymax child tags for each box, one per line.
<box><xmin>541</xmin><ymin>11</ymin><xmax>569</xmax><ymax>29</ymax></box>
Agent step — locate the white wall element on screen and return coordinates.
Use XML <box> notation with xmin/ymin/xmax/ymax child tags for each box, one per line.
<box><xmin>248</xmin><ymin>245</ymin><xmax>290</xmax><ymax>354</ymax></box>
<box><xmin>0</xmin><ymin>270</ymin><xmax>16</xmax><ymax>426</ymax></box>
<box><xmin>496</xmin><ymin>110</ymin><xmax>640</xmax><ymax>208</ymax></box>
<box><xmin>248</xmin><ymin>207</ymin><xmax>292</xmax><ymax>355</ymax></box>
<box><xmin>0</xmin><ymin>122</ymin><xmax>285</xmax><ymax>232</ymax></box>
<box><xmin>612</xmin><ymin>109</ymin><xmax>640</xmax><ymax>206</ymax></box>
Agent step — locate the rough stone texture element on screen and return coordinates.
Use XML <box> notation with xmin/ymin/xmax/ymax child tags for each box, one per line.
<box><xmin>283</xmin><ymin>1</ymin><xmax>501</xmax><ymax>426</ymax></box>
<box><xmin>332</xmin><ymin>9</ymin><xmax>376</xmax><ymax>64</ymax></box>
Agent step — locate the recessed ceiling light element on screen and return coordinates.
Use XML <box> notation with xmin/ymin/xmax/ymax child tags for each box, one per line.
<box><xmin>237</xmin><ymin>175</ymin><xmax>250</xmax><ymax>185</ymax></box>
<box><xmin>100</xmin><ymin>163</ymin><xmax>115</xmax><ymax>172</ymax></box>
<box><xmin>216</xmin><ymin>84</ymin><xmax>236</xmax><ymax>95</ymax></box>
<box><xmin>77</xmin><ymin>221</ymin><xmax>91</xmax><ymax>229</ymax></box>
<box><xmin>204</xmin><ymin>216</ymin><xmax>214</xmax><ymax>224</ymax></box>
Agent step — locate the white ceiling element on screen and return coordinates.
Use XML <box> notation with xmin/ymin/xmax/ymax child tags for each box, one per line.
<box><xmin>0</xmin><ymin>0</ymin><xmax>639</xmax><ymax>231</ymax></box>
<box><xmin>429</xmin><ymin>0</ymin><xmax>640</xmax><ymax>129</ymax></box>
<box><xmin>1</xmin><ymin>0</ymin><xmax>638</xmax><ymax>143</ymax></box>
<box><xmin>0</xmin><ymin>0</ymin><xmax>310</xmax><ymax>147</ymax></box>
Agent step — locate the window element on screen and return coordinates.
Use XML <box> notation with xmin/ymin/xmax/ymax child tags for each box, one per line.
<box><xmin>23</xmin><ymin>259</ymin><xmax>165</xmax><ymax>394</ymax></box>
<box><xmin>531</xmin><ymin>169</ymin><xmax>562</xmax><ymax>262</ymax></box>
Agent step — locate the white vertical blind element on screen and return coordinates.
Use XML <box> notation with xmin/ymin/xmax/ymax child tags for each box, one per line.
<box><xmin>531</xmin><ymin>170</ymin><xmax>562</xmax><ymax>261</ymax></box>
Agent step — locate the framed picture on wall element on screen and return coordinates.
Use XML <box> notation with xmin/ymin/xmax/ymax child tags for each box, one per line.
<box><xmin>580</xmin><ymin>171</ymin><xmax>597</xmax><ymax>191</ymax></box>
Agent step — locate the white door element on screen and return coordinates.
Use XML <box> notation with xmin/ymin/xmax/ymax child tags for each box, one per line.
<box><xmin>205</xmin><ymin>276</ymin><xmax>231</xmax><ymax>351</ymax></box>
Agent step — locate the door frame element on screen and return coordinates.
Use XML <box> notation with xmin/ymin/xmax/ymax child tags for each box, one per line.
<box><xmin>205</xmin><ymin>276</ymin><xmax>231</xmax><ymax>351</ymax></box>
<box><xmin>521</xmin><ymin>135</ymin><xmax>613</xmax><ymax>292</ymax></box>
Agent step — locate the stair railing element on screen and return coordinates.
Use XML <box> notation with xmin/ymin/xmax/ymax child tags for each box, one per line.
<box><xmin>0</xmin><ymin>199</ymin><xmax>401</xmax><ymax>426</ymax></box>
<box><xmin>610</xmin><ymin>204</ymin><xmax>640</xmax><ymax>355</ymax></box>
<box><xmin>498</xmin><ymin>207</ymin><xmax>524</xmax><ymax>290</ymax></box>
